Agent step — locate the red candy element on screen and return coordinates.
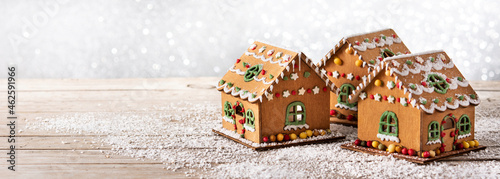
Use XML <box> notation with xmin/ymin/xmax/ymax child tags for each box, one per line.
<box><xmin>275</xmin><ymin>93</ymin><xmax>280</xmax><ymax>98</ymax></box>
<box><xmin>263</xmin><ymin>136</ymin><xmax>269</xmax><ymax>142</ymax></box>
<box><xmin>291</xmin><ymin>90</ymin><xmax>297</xmax><ymax>95</ymax></box>
<box><xmin>307</xmin><ymin>89</ymin><xmax>312</xmax><ymax>93</ymax></box>
<box><xmin>347</xmin><ymin>115</ymin><xmax>354</xmax><ymax>121</ymax></box>
<box><xmin>354</xmin><ymin>139</ymin><xmax>361</xmax><ymax>146</ymax></box>
<box><xmin>284</xmin><ymin>134</ymin><xmax>290</xmax><ymax>141</ymax></box>
<box><xmin>327</xmin><ymin>72</ymin><xmax>332</xmax><ymax>76</ymax></box>
<box><xmin>236</xmin><ymin>59</ymin><xmax>241</xmax><ymax>63</ymax></box>
<box><xmin>369</xmin><ymin>95</ymin><xmax>374</xmax><ymax>99</ymax></box>
<box><xmin>383</xmin><ymin>96</ymin><xmax>388</xmax><ymax>101</ymax></box>
<box><xmin>355</xmin><ymin>75</ymin><xmax>360</xmax><ymax>80</ymax></box>
<box><xmin>366</xmin><ymin>141</ymin><xmax>372</xmax><ymax>148</ymax></box>
<box><xmin>323</xmin><ymin>87</ymin><xmax>328</xmax><ymax>92</ymax></box>
<box><xmin>330</xmin><ymin>110</ymin><xmax>337</xmax><ymax>116</ymax></box>
<box><xmin>421</xmin><ymin>82</ymin><xmax>427</xmax><ymax>86</ymax></box>
<box><xmin>341</xmin><ymin>73</ymin><xmax>346</xmax><ymax>77</ymax></box>
<box><xmin>408</xmin><ymin>149</ymin><xmax>416</xmax><ymax>156</ymax></box>
<box><xmin>261</xmin><ymin>70</ymin><xmax>266</xmax><ymax>75</ymax></box>
<box><xmin>401</xmin><ymin>148</ymin><xmax>408</xmax><ymax>155</ymax></box>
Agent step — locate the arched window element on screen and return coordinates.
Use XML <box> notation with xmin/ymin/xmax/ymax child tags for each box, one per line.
<box><xmin>458</xmin><ymin>115</ymin><xmax>471</xmax><ymax>135</ymax></box>
<box><xmin>286</xmin><ymin>101</ymin><xmax>306</xmax><ymax>126</ymax></box>
<box><xmin>337</xmin><ymin>84</ymin><xmax>356</xmax><ymax>108</ymax></box>
<box><xmin>245</xmin><ymin>109</ymin><xmax>255</xmax><ymax>129</ymax></box>
<box><xmin>223</xmin><ymin>101</ymin><xmax>233</xmax><ymax>118</ymax></box>
<box><xmin>378</xmin><ymin>111</ymin><xmax>398</xmax><ymax>136</ymax></box>
<box><xmin>234</xmin><ymin>102</ymin><xmax>245</xmax><ymax>117</ymax></box>
<box><xmin>442</xmin><ymin>116</ymin><xmax>455</xmax><ymax>130</ymax></box>
<box><xmin>427</xmin><ymin>74</ymin><xmax>449</xmax><ymax>94</ymax></box>
<box><xmin>428</xmin><ymin>121</ymin><xmax>440</xmax><ymax>141</ymax></box>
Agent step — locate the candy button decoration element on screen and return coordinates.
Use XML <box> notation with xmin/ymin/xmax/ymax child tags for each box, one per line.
<box><xmin>374</xmin><ymin>79</ymin><xmax>382</xmax><ymax>86</ymax></box>
<box><xmin>334</xmin><ymin>57</ymin><xmax>343</xmax><ymax>65</ymax></box>
<box><xmin>355</xmin><ymin>60</ymin><xmax>363</xmax><ymax>67</ymax></box>
<box><xmin>385</xmin><ymin>70</ymin><xmax>391</xmax><ymax>76</ymax></box>
<box><xmin>345</xmin><ymin>47</ymin><xmax>354</xmax><ymax>54</ymax></box>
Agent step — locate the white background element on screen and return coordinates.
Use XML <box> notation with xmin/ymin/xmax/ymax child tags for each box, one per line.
<box><xmin>1</xmin><ymin>0</ymin><xmax>499</xmax><ymax>80</ymax></box>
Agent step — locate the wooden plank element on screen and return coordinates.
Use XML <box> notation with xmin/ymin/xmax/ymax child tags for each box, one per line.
<box><xmin>341</xmin><ymin>142</ymin><xmax>487</xmax><ymax>164</ymax></box>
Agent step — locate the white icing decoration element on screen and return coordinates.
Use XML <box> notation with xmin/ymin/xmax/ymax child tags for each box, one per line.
<box><xmin>390</xmin><ymin>54</ymin><xmax>455</xmax><ymax>76</ymax></box>
<box><xmin>374</xmin><ymin>93</ymin><xmax>381</xmax><ymax>101</ymax></box>
<box><xmin>283</xmin><ymin>90</ymin><xmax>290</xmax><ymax>98</ymax></box>
<box><xmin>312</xmin><ymin>86</ymin><xmax>320</xmax><ymax>94</ymax></box>
<box><xmin>283</xmin><ymin>124</ymin><xmax>309</xmax><ymax>131</ymax></box>
<box><xmin>332</xmin><ymin>71</ymin><xmax>339</xmax><ymax>78</ymax></box>
<box><xmin>290</xmin><ymin>73</ymin><xmax>299</xmax><ymax>80</ymax></box>
<box><xmin>283</xmin><ymin>54</ymin><xmax>291</xmax><ymax>62</ymax></box>
<box><xmin>377</xmin><ymin>133</ymin><xmax>400</xmax><ymax>143</ymax></box>
<box><xmin>387</xmin><ymin>96</ymin><xmax>395</xmax><ymax>103</ymax></box>
<box><xmin>298</xmin><ymin>87</ymin><xmax>306</xmax><ymax>95</ymax></box>
<box><xmin>347</xmin><ymin>73</ymin><xmax>354</xmax><ymax>80</ymax></box>
<box><xmin>243</xmin><ymin>124</ymin><xmax>255</xmax><ymax>132</ymax></box>
<box><xmin>335</xmin><ymin>103</ymin><xmax>358</xmax><ymax>111</ymax></box>
<box><xmin>223</xmin><ymin>116</ymin><xmax>235</xmax><ymax>124</ymax></box>
<box><xmin>249</xmin><ymin>44</ymin><xmax>257</xmax><ymax>50</ymax></box>
<box><xmin>258</xmin><ymin>46</ymin><xmax>266</xmax><ymax>53</ymax></box>
<box><xmin>415</xmin><ymin>56</ymin><xmax>424</xmax><ymax>64</ymax></box>
<box><xmin>245</xmin><ymin>51</ymin><xmax>289</xmax><ymax>67</ymax></box>
<box><xmin>267</xmin><ymin>49</ymin><xmax>275</xmax><ymax>56</ymax></box>
<box><xmin>359</xmin><ymin>92</ymin><xmax>367</xmax><ymax>100</ymax></box>
<box><xmin>426</xmin><ymin>139</ymin><xmax>441</xmax><ymax>145</ymax></box>
<box><xmin>400</xmin><ymin>97</ymin><xmax>407</xmax><ymax>106</ymax></box>
<box><xmin>352</xmin><ymin>35</ymin><xmax>402</xmax><ymax>51</ymax></box>
<box><xmin>275</xmin><ymin>52</ymin><xmax>283</xmax><ymax>59</ymax></box>
<box><xmin>457</xmin><ymin>132</ymin><xmax>471</xmax><ymax>139</ymax></box>
<box><xmin>217</xmin><ymin>82</ymin><xmax>262</xmax><ymax>103</ymax></box>
<box><xmin>320</xmin><ymin>68</ymin><xmax>326</xmax><ymax>75</ymax></box>
<box><xmin>419</xmin><ymin>94</ymin><xmax>480</xmax><ymax>113</ymax></box>
<box><xmin>266</xmin><ymin>93</ymin><xmax>273</xmax><ymax>101</ymax></box>
<box><xmin>387</xmin><ymin>81</ymin><xmax>395</xmax><ymax>89</ymax></box>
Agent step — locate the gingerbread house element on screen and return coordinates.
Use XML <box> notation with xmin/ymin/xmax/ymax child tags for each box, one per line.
<box><xmin>318</xmin><ymin>29</ymin><xmax>410</xmax><ymax>125</ymax></box>
<box><xmin>353</xmin><ymin>50</ymin><xmax>481</xmax><ymax>158</ymax></box>
<box><xmin>216</xmin><ymin>41</ymin><xmax>337</xmax><ymax>144</ymax></box>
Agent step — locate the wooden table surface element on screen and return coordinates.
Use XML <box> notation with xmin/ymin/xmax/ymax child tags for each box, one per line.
<box><xmin>1</xmin><ymin>78</ymin><xmax>499</xmax><ymax>178</ymax></box>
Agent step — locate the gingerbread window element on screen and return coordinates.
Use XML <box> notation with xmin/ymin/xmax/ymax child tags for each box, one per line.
<box><xmin>285</xmin><ymin>101</ymin><xmax>306</xmax><ymax>126</ymax></box>
<box><xmin>378</xmin><ymin>111</ymin><xmax>398</xmax><ymax>137</ymax></box>
<box><xmin>337</xmin><ymin>84</ymin><xmax>356</xmax><ymax>108</ymax></box>
<box><xmin>428</xmin><ymin>121</ymin><xmax>440</xmax><ymax>141</ymax></box>
<box><xmin>458</xmin><ymin>115</ymin><xmax>471</xmax><ymax>135</ymax></box>
<box><xmin>427</xmin><ymin>74</ymin><xmax>449</xmax><ymax>94</ymax></box>
<box><xmin>234</xmin><ymin>102</ymin><xmax>244</xmax><ymax>117</ymax></box>
<box><xmin>245</xmin><ymin>109</ymin><xmax>255</xmax><ymax>129</ymax></box>
<box><xmin>223</xmin><ymin>101</ymin><xmax>233</xmax><ymax>118</ymax></box>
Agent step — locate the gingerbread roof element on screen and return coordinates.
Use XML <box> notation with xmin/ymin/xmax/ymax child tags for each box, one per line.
<box><xmin>319</xmin><ymin>28</ymin><xmax>410</xmax><ymax>70</ymax></box>
<box><xmin>352</xmin><ymin>50</ymin><xmax>480</xmax><ymax>114</ymax></box>
<box><xmin>217</xmin><ymin>41</ymin><xmax>335</xmax><ymax>103</ymax></box>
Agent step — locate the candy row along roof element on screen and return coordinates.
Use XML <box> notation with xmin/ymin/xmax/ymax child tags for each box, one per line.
<box><xmin>217</xmin><ymin>41</ymin><xmax>336</xmax><ymax>103</ymax></box>
<box><xmin>319</xmin><ymin>28</ymin><xmax>411</xmax><ymax>70</ymax></box>
<box><xmin>349</xmin><ymin>50</ymin><xmax>480</xmax><ymax>114</ymax></box>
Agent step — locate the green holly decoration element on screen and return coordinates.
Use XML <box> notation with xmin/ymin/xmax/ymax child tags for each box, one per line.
<box><xmin>304</xmin><ymin>71</ymin><xmax>311</xmax><ymax>78</ymax></box>
<box><xmin>219</xmin><ymin>80</ymin><xmax>225</xmax><ymax>85</ymax></box>
<box><xmin>242</xmin><ymin>62</ymin><xmax>248</xmax><ymax>67</ymax></box>
<box><xmin>364</xmin><ymin>38</ymin><xmax>369</xmax><ymax>42</ymax></box>
<box><xmin>243</xmin><ymin>90</ymin><xmax>248</xmax><ymax>95</ymax></box>
<box><xmin>369</xmin><ymin>60</ymin><xmax>375</xmax><ymax>64</ymax></box>
<box><xmin>252</xmin><ymin>94</ymin><xmax>256</xmax><ymax>98</ymax></box>
<box><xmin>406</xmin><ymin>60</ymin><xmax>413</xmax><ymax>65</ymax></box>
<box><xmin>396</xmin><ymin>52</ymin><xmax>402</xmax><ymax>55</ymax></box>
<box><xmin>457</xmin><ymin>77</ymin><xmax>463</xmax><ymax>82</ymax></box>
<box><xmin>382</xmin><ymin>36</ymin><xmax>386</xmax><ymax>40</ymax></box>
<box><xmin>430</xmin><ymin>57</ymin><xmax>435</xmax><ymax>62</ymax></box>
<box><xmin>227</xmin><ymin>82</ymin><xmax>233</xmax><ymax>87</ymax></box>
<box><xmin>433</xmin><ymin>98</ymin><xmax>439</xmax><ymax>104</ymax></box>
<box><xmin>421</xmin><ymin>100</ymin><xmax>427</xmax><ymax>105</ymax></box>
<box><xmin>410</xmin><ymin>84</ymin><xmax>416</xmax><ymax>89</ymax></box>
<box><xmin>269</xmin><ymin>74</ymin><xmax>274</xmax><ymax>79</ymax></box>
<box><xmin>470</xmin><ymin>94</ymin><xmax>476</xmax><ymax>99</ymax></box>
<box><xmin>458</xmin><ymin>95</ymin><xmax>464</xmax><ymax>100</ymax></box>
<box><xmin>283</xmin><ymin>76</ymin><xmax>288</xmax><ymax>81</ymax></box>
<box><xmin>446</xmin><ymin>97</ymin><xmax>452</xmax><ymax>102</ymax></box>
<box><xmin>235</xmin><ymin>87</ymin><xmax>241</xmax><ymax>92</ymax></box>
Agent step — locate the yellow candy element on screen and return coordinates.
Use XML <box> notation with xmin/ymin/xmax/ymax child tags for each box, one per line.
<box><xmin>371</xmin><ymin>141</ymin><xmax>379</xmax><ymax>148</ymax></box>
<box><xmin>395</xmin><ymin>146</ymin><xmax>402</xmax><ymax>153</ymax></box>
<box><xmin>269</xmin><ymin>135</ymin><xmax>276</xmax><ymax>142</ymax></box>
<box><xmin>277</xmin><ymin>133</ymin><xmax>284</xmax><ymax>142</ymax></box>
<box><xmin>474</xmin><ymin>140</ymin><xmax>479</xmax><ymax>147</ymax></box>
<box><xmin>385</xmin><ymin>70</ymin><xmax>391</xmax><ymax>76</ymax></box>
<box><xmin>299</xmin><ymin>132</ymin><xmax>308</xmax><ymax>139</ymax></box>
<box><xmin>468</xmin><ymin>141</ymin><xmax>475</xmax><ymax>148</ymax></box>
<box><xmin>429</xmin><ymin>150</ymin><xmax>436</xmax><ymax>157</ymax></box>
<box><xmin>290</xmin><ymin>133</ymin><xmax>297</xmax><ymax>140</ymax></box>
<box><xmin>319</xmin><ymin>130</ymin><xmax>326</xmax><ymax>136</ymax></box>
<box><xmin>374</xmin><ymin>79</ymin><xmax>382</xmax><ymax>86</ymax></box>
<box><xmin>306</xmin><ymin>130</ymin><xmax>313</xmax><ymax>137</ymax></box>
<box><xmin>345</xmin><ymin>47</ymin><xmax>354</xmax><ymax>54</ymax></box>
<box><xmin>334</xmin><ymin>57</ymin><xmax>343</xmax><ymax>65</ymax></box>
<box><xmin>355</xmin><ymin>60</ymin><xmax>363</xmax><ymax>67</ymax></box>
<box><xmin>462</xmin><ymin>141</ymin><xmax>470</xmax><ymax>149</ymax></box>
<box><xmin>388</xmin><ymin>144</ymin><xmax>396</xmax><ymax>153</ymax></box>
<box><xmin>326</xmin><ymin>129</ymin><xmax>332</xmax><ymax>134</ymax></box>
<box><xmin>435</xmin><ymin>148</ymin><xmax>441</xmax><ymax>155</ymax></box>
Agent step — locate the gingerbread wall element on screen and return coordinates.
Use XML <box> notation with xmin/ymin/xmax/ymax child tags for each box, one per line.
<box><xmin>420</xmin><ymin>107</ymin><xmax>475</xmax><ymax>152</ymax></box>
<box><xmin>324</xmin><ymin>44</ymin><xmax>369</xmax><ymax>118</ymax></box>
<box><xmin>220</xmin><ymin>92</ymin><xmax>261</xmax><ymax>143</ymax></box>
<box><xmin>358</xmin><ymin>71</ymin><xmax>422</xmax><ymax>152</ymax></box>
<box><xmin>260</xmin><ymin>57</ymin><xmax>330</xmax><ymax>140</ymax></box>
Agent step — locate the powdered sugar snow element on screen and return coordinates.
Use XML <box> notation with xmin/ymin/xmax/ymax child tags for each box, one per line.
<box><xmin>26</xmin><ymin>102</ymin><xmax>500</xmax><ymax>178</ymax></box>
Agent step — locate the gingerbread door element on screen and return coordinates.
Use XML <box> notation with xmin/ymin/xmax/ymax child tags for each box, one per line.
<box><xmin>441</xmin><ymin>115</ymin><xmax>456</xmax><ymax>151</ymax></box>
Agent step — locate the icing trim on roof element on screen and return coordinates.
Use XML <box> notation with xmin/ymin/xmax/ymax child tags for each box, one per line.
<box><xmin>343</xmin><ymin>28</ymin><xmax>396</xmax><ymax>39</ymax></box>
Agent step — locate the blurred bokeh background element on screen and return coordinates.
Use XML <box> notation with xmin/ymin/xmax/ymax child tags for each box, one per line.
<box><xmin>1</xmin><ymin>0</ymin><xmax>499</xmax><ymax>80</ymax></box>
